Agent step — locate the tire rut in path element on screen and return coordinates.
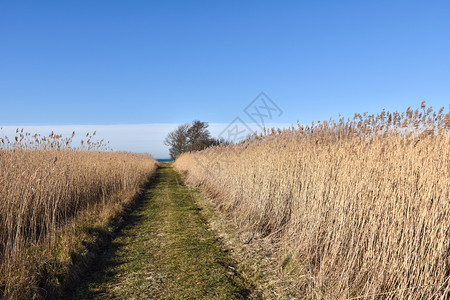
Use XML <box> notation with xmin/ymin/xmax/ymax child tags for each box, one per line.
<box><xmin>70</xmin><ymin>164</ymin><xmax>252</xmax><ymax>299</ymax></box>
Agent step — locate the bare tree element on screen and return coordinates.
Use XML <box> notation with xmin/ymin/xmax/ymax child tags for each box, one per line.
<box><xmin>187</xmin><ymin>120</ymin><xmax>212</xmax><ymax>151</ymax></box>
<box><xmin>164</xmin><ymin>124</ymin><xmax>190</xmax><ymax>160</ymax></box>
<box><xmin>165</xmin><ymin>121</ymin><xmax>230</xmax><ymax>160</ymax></box>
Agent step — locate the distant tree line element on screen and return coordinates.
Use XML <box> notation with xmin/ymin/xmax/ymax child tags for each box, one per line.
<box><xmin>164</xmin><ymin>120</ymin><xmax>228</xmax><ymax>160</ymax></box>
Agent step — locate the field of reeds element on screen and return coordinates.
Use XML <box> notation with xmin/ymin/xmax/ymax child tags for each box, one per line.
<box><xmin>0</xmin><ymin>130</ymin><xmax>158</xmax><ymax>299</ymax></box>
<box><xmin>174</xmin><ymin>103</ymin><xmax>450</xmax><ymax>299</ymax></box>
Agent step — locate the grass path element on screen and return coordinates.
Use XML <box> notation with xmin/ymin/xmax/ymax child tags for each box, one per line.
<box><xmin>70</xmin><ymin>164</ymin><xmax>252</xmax><ymax>299</ymax></box>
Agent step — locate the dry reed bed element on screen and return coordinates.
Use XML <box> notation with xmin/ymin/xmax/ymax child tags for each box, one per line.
<box><xmin>0</xmin><ymin>132</ymin><xmax>158</xmax><ymax>298</ymax></box>
<box><xmin>174</xmin><ymin>104</ymin><xmax>450</xmax><ymax>299</ymax></box>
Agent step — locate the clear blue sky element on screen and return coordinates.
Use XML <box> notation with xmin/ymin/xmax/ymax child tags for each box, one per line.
<box><xmin>1</xmin><ymin>0</ymin><xmax>449</xmax><ymax>128</ymax></box>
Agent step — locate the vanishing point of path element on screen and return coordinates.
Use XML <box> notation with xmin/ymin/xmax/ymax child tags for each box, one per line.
<box><xmin>70</xmin><ymin>164</ymin><xmax>252</xmax><ymax>299</ymax></box>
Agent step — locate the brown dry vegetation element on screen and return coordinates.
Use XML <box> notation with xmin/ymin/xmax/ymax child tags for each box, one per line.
<box><xmin>0</xmin><ymin>130</ymin><xmax>158</xmax><ymax>299</ymax></box>
<box><xmin>174</xmin><ymin>103</ymin><xmax>450</xmax><ymax>299</ymax></box>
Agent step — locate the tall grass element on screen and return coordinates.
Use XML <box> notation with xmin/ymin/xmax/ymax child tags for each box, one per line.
<box><xmin>0</xmin><ymin>130</ymin><xmax>158</xmax><ymax>298</ymax></box>
<box><xmin>174</xmin><ymin>103</ymin><xmax>450</xmax><ymax>299</ymax></box>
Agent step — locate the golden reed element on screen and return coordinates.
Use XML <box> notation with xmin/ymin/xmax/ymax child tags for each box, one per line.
<box><xmin>0</xmin><ymin>130</ymin><xmax>158</xmax><ymax>298</ymax></box>
<box><xmin>175</xmin><ymin>103</ymin><xmax>450</xmax><ymax>299</ymax></box>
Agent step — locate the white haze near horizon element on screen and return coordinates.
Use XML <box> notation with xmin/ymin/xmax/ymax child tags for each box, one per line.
<box><xmin>1</xmin><ymin>123</ymin><xmax>294</xmax><ymax>159</ymax></box>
